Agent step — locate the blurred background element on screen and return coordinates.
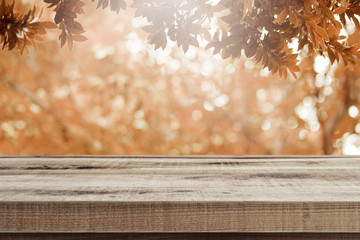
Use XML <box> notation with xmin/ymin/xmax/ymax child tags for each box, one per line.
<box><xmin>1</xmin><ymin>1</ymin><xmax>360</xmax><ymax>155</ymax></box>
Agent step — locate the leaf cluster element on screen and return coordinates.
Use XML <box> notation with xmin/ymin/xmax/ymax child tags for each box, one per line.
<box><xmin>212</xmin><ymin>0</ymin><xmax>360</xmax><ymax>77</ymax></box>
<box><xmin>42</xmin><ymin>0</ymin><xmax>126</xmax><ymax>50</ymax></box>
<box><xmin>133</xmin><ymin>0</ymin><xmax>213</xmax><ymax>52</ymax></box>
<box><xmin>0</xmin><ymin>1</ymin><xmax>56</xmax><ymax>54</ymax></box>
<box><xmin>3</xmin><ymin>0</ymin><xmax>360</xmax><ymax>78</ymax></box>
<box><xmin>94</xmin><ymin>0</ymin><xmax>126</xmax><ymax>13</ymax></box>
<box><xmin>44</xmin><ymin>0</ymin><xmax>87</xmax><ymax>50</ymax></box>
<box><xmin>136</xmin><ymin>0</ymin><xmax>360</xmax><ymax>78</ymax></box>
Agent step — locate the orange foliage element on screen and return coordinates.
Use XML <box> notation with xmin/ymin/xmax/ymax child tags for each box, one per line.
<box><xmin>0</xmin><ymin>1</ymin><xmax>360</xmax><ymax>155</ymax></box>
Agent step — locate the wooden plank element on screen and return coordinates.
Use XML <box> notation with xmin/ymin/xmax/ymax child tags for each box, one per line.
<box><xmin>0</xmin><ymin>156</ymin><xmax>360</xmax><ymax>232</ymax></box>
<box><xmin>2</xmin><ymin>233</ymin><xmax>360</xmax><ymax>240</ymax></box>
<box><xmin>2</xmin><ymin>201</ymin><xmax>360</xmax><ymax>232</ymax></box>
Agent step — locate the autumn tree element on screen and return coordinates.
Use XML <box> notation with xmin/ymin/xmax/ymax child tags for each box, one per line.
<box><xmin>2</xmin><ymin>0</ymin><xmax>360</xmax><ymax>76</ymax></box>
<box><xmin>1</xmin><ymin>0</ymin><xmax>360</xmax><ymax>155</ymax></box>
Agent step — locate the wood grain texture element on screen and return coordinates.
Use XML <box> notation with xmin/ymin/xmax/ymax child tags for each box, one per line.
<box><xmin>1</xmin><ymin>233</ymin><xmax>360</xmax><ymax>240</ymax></box>
<box><xmin>1</xmin><ymin>156</ymin><xmax>360</xmax><ymax>232</ymax></box>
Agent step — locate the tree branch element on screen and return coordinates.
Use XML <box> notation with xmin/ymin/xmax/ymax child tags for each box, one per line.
<box><xmin>320</xmin><ymin>70</ymin><xmax>359</xmax><ymax>155</ymax></box>
<box><xmin>1</xmin><ymin>76</ymin><xmax>69</xmax><ymax>142</ymax></box>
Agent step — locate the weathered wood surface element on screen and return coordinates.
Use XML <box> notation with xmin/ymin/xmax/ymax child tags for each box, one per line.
<box><xmin>2</xmin><ymin>233</ymin><xmax>360</xmax><ymax>240</ymax></box>
<box><xmin>1</xmin><ymin>156</ymin><xmax>360</xmax><ymax>233</ymax></box>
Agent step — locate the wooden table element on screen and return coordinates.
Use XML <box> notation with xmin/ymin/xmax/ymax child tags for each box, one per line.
<box><xmin>1</xmin><ymin>156</ymin><xmax>360</xmax><ymax>239</ymax></box>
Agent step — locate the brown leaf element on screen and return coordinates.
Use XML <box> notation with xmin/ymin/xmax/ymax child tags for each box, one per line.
<box><xmin>273</xmin><ymin>9</ymin><xmax>288</xmax><ymax>24</ymax></box>
<box><xmin>182</xmin><ymin>43</ymin><xmax>189</xmax><ymax>53</ymax></box>
<box><xmin>41</xmin><ymin>21</ymin><xmax>58</xmax><ymax>29</ymax></box>
<box><xmin>327</xmin><ymin>47</ymin><xmax>336</xmax><ymax>64</ymax></box>
<box><xmin>71</xmin><ymin>34</ymin><xmax>88</xmax><ymax>42</ymax></box>
<box><xmin>67</xmin><ymin>33</ymin><xmax>73</xmax><ymax>51</ymax></box>
<box><xmin>326</xmin><ymin>25</ymin><xmax>339</xmax><ymax>37</ymax></box>
<box><xmin>288</xmin><ymin>10</ymin><xmax>297</xmax><ymax>24</ymax></box>
<box><xmin>333</xmin><ymin>6</ymin><xmax>347</xmax><ymax>15</ymax></box>
<box><xmin>54</xmin><ymin>9</ymin><xmax>64</xmax><ymax>24</ymax></box>
<box><xmin>60</xmin><ymin>32</ymin><xmax>66</xmax><ymax>47</ymax></box>
<box><xmin>315</xmin><ymin>26</ymin><xmax>329</xmax><ymax>41</ymax></box>
<box><xmin>73</xmin><ymin>21</ymin><xmax>84</xmax><ymax>31</ymax></box>
<box><xmin>222</xmin><ymin>47</ymin><xmax>232</xmax><ymax>59</ymax></box>
<box><xmin>289</xmin><ymin>69</ymin><xmax>298</xmax><ymax>79</ymax></box>
<box><xmin>186</xmin><ymin>24</ymin><xmax>202</xmax><ymax>35</ymax></box>
<box><xmin>334</xmin><ymin>20</ymin><xmax>342</xmax><ymax>29</ymax></box>
<box><xmin>142</xmin><ymin>25</ymin><xmax>160</xmax><ymax>33</ymax></box>
<box><xmin>201</xmin><ymin>28</ymin><xmax>211</xmax><ymax>42</ymax></box>
<box><xmin>243</xmin><ymin>0</ymin><xmax>253</xmax><ymax>18</ymax></box>
<box><xmin>46</xmin><ymin>0</ymin><xmax>61</xmax><ymax>8</ymax></box>
<box><xmin>34</xmin><ymin>35</ymin><xmax>44</xmax><ymax>41</ymax></box>
<box><xmin>67</xmin><ymin>25</ymin><xmax>85</xmax><ymax>34</ymax></box>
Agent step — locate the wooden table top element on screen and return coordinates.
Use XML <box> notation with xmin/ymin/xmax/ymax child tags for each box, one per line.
<box><xmin>1</xmin><ymin>156</ymin><xmax>360</xmax><ymax>232</ymax></box>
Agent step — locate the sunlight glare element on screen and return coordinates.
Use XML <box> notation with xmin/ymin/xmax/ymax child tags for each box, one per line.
<box><xmin>314</xmin><ymin>56</ymin><xmax>330</xmax><ymax>74</ymax></box>
<box><xmin>261</xmin><ymin>120</ymin><xmax>271</xmax><ymax>131</ymax></box>
<box><xmin>92</xmin><ymin>44</ymin><xmax>115</xmax><ymax>59</ymax></box>
<box><xmin>343</xmin><ymin>134</ymin><xmax>360</xmax><ymax>155</ymax></box>
<box><xmin>200</xmin><ymin>60</ymin><xmax>214</xmax><ymax>76</ymax></box>
<box><xmin>298</xmin><ymin>129</ymin><xmax>307</xmax><ymax>140</ymax></box>
<box><xmin>256</xmin><ymin>88</ymin><xmax>267</xmax><ymax>101</ymax></box>
<box><xmin>261</xmin><ymin>102</ymin><xmax>274</xmax><ymax>113</ymax></box>
<box><xmin>1</xmin><ymin>122</ymin><xmax>16</xmax><ymax>138</ymax></box>
<box><xmin>201</xmin><ymin>81</ymin><xmax>213</xmax><ymax>92</ymax></box>
<box><xmin>133</xmin><ymin>119</ymin><xmax>149</xmax><ymax>130</ymax></box>
<box><xmin>214</xmin><ymin>94</ymin><xmax>229</xmax><ymax>107</ymax></box>
<box><xmin>315</xmin><ymin>74</ymin><xmax>325</xmax><ymax>88</ymax></box>
<box><xmin>356</xmin><ymin>123</ymin><xmax>360</xmax><ymax>133</ymax></box>
<box><xmin>113</xmin><ymin>96</ymin><xmax>125</xmax><ymax>110</ymax></box>
<box><xmin>348</xmin><ymin>105</ymin><xmax>359</xmax><ymax>118</ymax></box>
<box><xmin>287</xmin><ymin>117</ymin><xmax>298</xmax><ymax>129</ymax></box>
<box><xmin>203</xmin><ymin>101</ymin><xmax>214</xmax><ymax>111</ymax></box>
<box><xmin>126</xmin><ymin>32</ymin><xmax>146</xmax><ymax>54</ymax></box>
<box><xmin>295</xmin><ymin>97</ymin><xmax>320</xmax><ymax>132</ymax></box>
<box><xmin>259</xmin><ymin>68</ymin><xmax>271</xmax><ymax>77</ymax></box>
<box><xmin>323</xmin><ymin>86</ymin><xmax>333</xmax><ymax>96</ymax></box>
<box><xmin>192</xmin><ymin>110</ymin><xmax>203</xmax><ymax>121</ymax></box>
